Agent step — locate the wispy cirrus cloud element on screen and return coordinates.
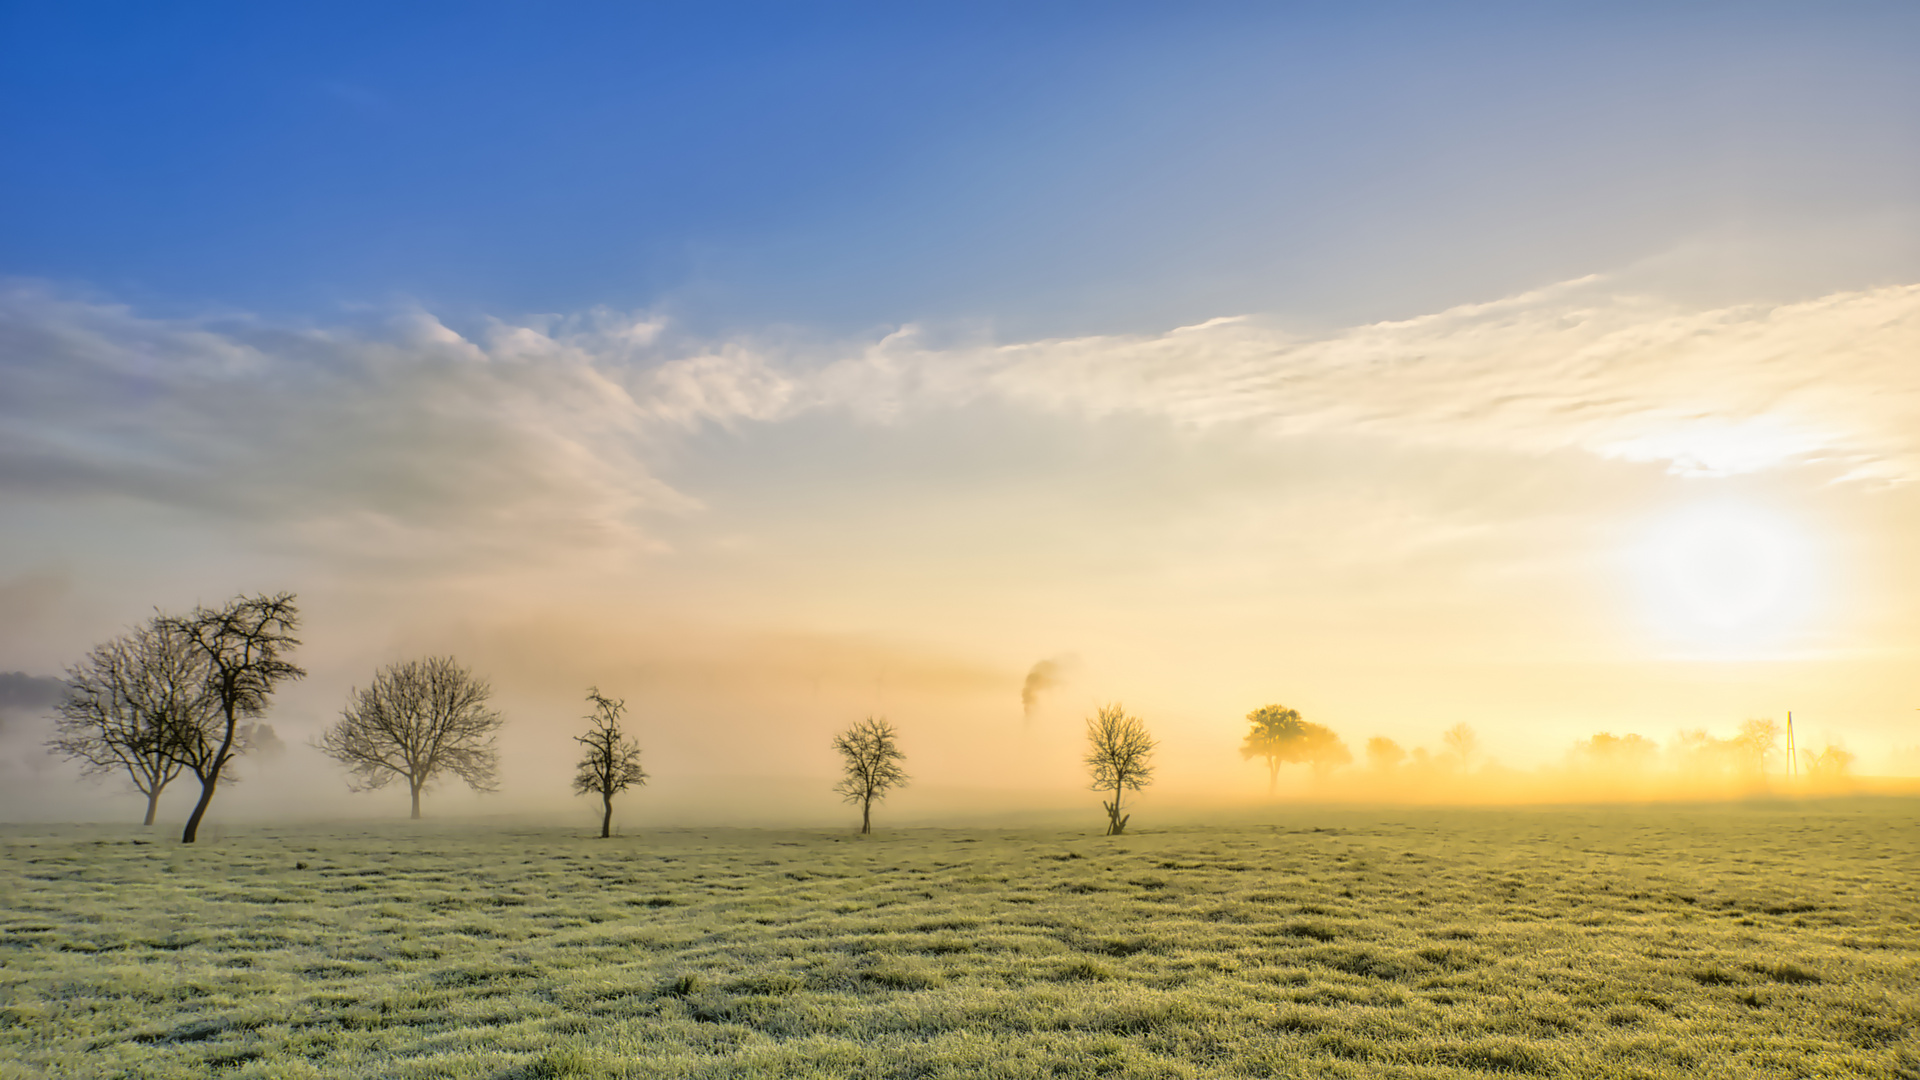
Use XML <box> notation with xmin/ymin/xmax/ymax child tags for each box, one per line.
<box><xmin>2</xmin><ymin>277</ymin><xmax>1915</xmax><ymax>570</ymax></box>
<box><xmin>0</xmin><ymin>287</ymin><xmax>750</xmax><ymax>562</ymax></box>
<box><xmin>834</xmin><ymin>278</ymin><xmax>1920</xmax><ymax>481</ymax></box>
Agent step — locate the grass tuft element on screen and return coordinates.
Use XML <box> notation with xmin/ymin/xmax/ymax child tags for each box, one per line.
<box><xmin>1750</xmin><ymin>960</ymin><xmax>1823</xmax><ymax>984</ymax></box>
<box><xmin>1433</xmin><ymin>1037</ymin><xmax>1562</xmax><ymax>1074</ymax></box>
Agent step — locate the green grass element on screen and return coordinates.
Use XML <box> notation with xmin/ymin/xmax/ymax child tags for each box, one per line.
<box><xmin>2</xmin><ymin>800</ymin><xmax>1917</xmax><ymax>1078</ymax></box>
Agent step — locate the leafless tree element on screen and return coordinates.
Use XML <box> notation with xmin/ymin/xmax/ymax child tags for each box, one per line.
<box><xmin>48</xmin><ymin>618</ymin><xmax>209</xmax><ymax>825</ymax></box>
<box><xmin>1735</xmin><ymin>718</ymin><xmax>1782</xmax><ymax>779</ymax></box>
<box><xmin>158</xmin><ymin>592</ymin><xmax>305</xmax><ymax>844</ymax></box>
<box><xmin>319</xmin><ymin>655</ymin><xmax>504</xmax><ymax>819</ymax></box>
<box><xmin>572</xmin><ymin>687</ymin><xmax>647</xmax><ymax>838</ymax></box>
<box><xmin>1441</xmin><ymin>723</ymin><xmax>1480</xmax><ymax>769</ymax></box>
<box><xmin>1802</xmin><ymin>743</ymin><xmax>1855</xmax><ymax>782</ymax></box>
<box><xmin>1085</xmin><ymin>703</ymin><xmax>1155</xmax><ymax>835</ymax></box>
<box><xmin>1239</xmin><ymin>704</ymin><xmax>1351</xmax><ymax>793</ymax></box>
<box><xmin>833</xmin><ymin>715</ymin><xmax>908</xmax><ymax>834</ymax></box>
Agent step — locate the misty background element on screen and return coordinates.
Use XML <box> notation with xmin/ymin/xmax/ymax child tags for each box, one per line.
<box><xmin>3</xmin><ymin>5</ymin><xmax>1918</xmax><ymax>826</ymax></box>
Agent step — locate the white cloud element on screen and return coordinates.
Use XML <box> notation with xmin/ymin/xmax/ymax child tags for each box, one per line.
<box><xmin>837</xmin><ymin>278</ymin><xmax>1920</xmax><ymax>481</ymax></box>
<box><xmin>3</xmin><ymin>276</ymin><xmax>1915</xmax><ymax>574</ymax></box>
<box><xmin>0</xmin><ymin>286</ymin><xmax>708</xmax><ymax>563</ymax></box>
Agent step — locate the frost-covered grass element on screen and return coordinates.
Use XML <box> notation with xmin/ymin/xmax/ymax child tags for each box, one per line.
<box><xmin>2</xmin><ymin>800</ymin><xmax>1916</xmax><ymax>1078</ymax></box>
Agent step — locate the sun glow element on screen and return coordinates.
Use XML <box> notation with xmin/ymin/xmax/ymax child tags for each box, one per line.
<box><xmin>1633</xmin><ymin>503</ymin><xmax>1818</xmax><ymax>653</ymax></box>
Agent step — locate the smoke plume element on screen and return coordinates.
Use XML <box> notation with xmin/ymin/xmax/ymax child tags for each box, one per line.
<box><xmin>1020</xmin><ymin>655</ymin><xmax>1077</xmax><ymax>722</ymax></box>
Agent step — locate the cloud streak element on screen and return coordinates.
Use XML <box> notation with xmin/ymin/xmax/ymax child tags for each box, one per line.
<box><xmin>844</xmin><ymin>279</ymin><xmax>1920</xmax><ymax>481</ymax></box>
<box><xmin>0</xmin><ymin>288</ymin><xmax>740</xmax><ymax>563</ymax></box>
<box><xmin>3</xmin><ymin>277</ymin><xmax>1915</xmax><ymax>573</ymax></box>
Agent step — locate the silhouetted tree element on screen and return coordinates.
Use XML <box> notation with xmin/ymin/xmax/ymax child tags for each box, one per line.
<box><xmin>48</xmin><ymin>618</ymin><xmax>206</xmax><ymax>825</ymax></box>
<box><xmin>1441</xmin><ymin>723</ymin><xmax>1479</xmax><ymax>769</ymax></box>
<box><xmin>1673</xmin><ymin>728</ymin><xmax>1736</xmax><ymax>779</ymax></box>
<box><xmin>832</xmin><ymin>715</ymin><xmax>908</xmax><ymax>834</ymax></box>
<box><xmin>159</xmin><ymin>592</ymin><xmax>304</xmax><ymax>844</ymax></box>
<box><xmin>1085</xmin><ymin>703</ymin><xmax>1155</xmax><ymax>835</ymax></box>
<box><xmin>1240</xmin><ymin>705</ymin><xmax>1350</xmax><ymax>792</ymax></box>
<box><xmin>573</xmin><ymin>687</ymin><xmax>647</xmax><ymax>838</ymax></box>
<box><xmin>1364</xmin><ymin>735</ymin><xmax>1407</xmax><ymax>773</ymax></box>
<box><xmin>1575</xmin><ymin>732</ymin><xmax>1660</xmax><ymax>773</ymax></box>
<box><xmin>1735</xmin><ymin>718</ymin><xmax>1782</xmax><ymax>779</ymax></box>
<box><xmin>318</xmin><ymin>655</ymin><xmax>504</xmax><ymax>818</ymax></box>
<box><xmin>1802</xmin><ymin>744</ymin><xmax>1855</xmax><ymax>782</ymax></box>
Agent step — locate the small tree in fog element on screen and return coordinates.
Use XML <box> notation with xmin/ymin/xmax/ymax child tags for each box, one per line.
<box><xmin>1241</xmin><ymin>705</ymin><xmax>1304</xmax><ymax>793</ymax></box>
<box><xmin>1441</xmin><ymin>723</ymin><xmax>1479</xmax><ymax>770</ymax></box>
<box><xmin>1576</xmin><ymin>732</ymin><xmax>1660</xmax><ymax>774</ymax></box>
<box><xmin>573</xmin><ymin>687</ymin><xmax>647</xmax><ymax>838</ymax></box>
<box><xmin>1735</xmin><ymin>718</ymin><xmax>1782</xmax><ymax>779</ymax></box>
<box><xmin>1085</xmin><ymin>703</ymin><xmax>1155</xmax><ymax>835</ymax></box>
<box><xmin>319</xmin><ymin>655</ymin><xmax>504</xmax><ymax>819</ymax></box>
<box><xmin>832</xmin><ymin>716</ymin><xmax>908</xmax><ymax>834</ymax></box>
<box><xmin>49</xmin><ymin>618</ymin><xmax>208</xmax><ymax>825</ymax></box>
<box><xmin>1802</xmin><ymin>743</ymin><xmax>1855</xmax><ymax>782</ymax></box>
<box><xmin>159</xmin><ymin>592</ymin><xmax>305</xmax><ymax>844</ymax></box>
<box><xmin>1365</xmin><ymin>735</ymin><xmax>1407</xmax><ymax>773</ymax></box>
<box><xmin>1240</xmin><ymin>705</ymin><xmax>1350</xmax><ymax>794</ymax></box>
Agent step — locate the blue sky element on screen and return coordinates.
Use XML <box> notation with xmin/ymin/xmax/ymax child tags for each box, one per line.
<box><xmin>3</xmin><ymin>4</ymin><xmax>1919</xmax><ymax>821</ymax></box>
<box><xmin>6</xmin><ymin>3</ymin><xmax>1915</xmax><ymax>336</ymax></box>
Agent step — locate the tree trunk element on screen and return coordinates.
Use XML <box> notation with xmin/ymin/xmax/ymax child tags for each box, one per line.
<box><xmin>600</xmin><ymin>793</ymin><xmax>613</xmax><ymax>839</ymax></box>
<box><xmin>1104</xmin><ymin>786</ymin><xmax>1128</xmax><ymax>835</ymax></box>
<box><xmin>861</xmin><ymin>797</ymin><xmax>872</xmax><ymax>835</ymax></box>
<box><xmin>143</xmin><ymin>788</ymin><xmax>160</xmax><ymax>827</ymax></box>
<box><xmin>410</xmin><ymin>782</ymin><xmax>422</xmax><ymax>820</ymax></box>
<box><xmin>183</xmin><ymin>705</ymin><xmax>241</xmax><ymax>844</ymax></box>
<box><xmin>182</xmin><ymin>770</ymin><xmax>219</xmax><ymax>844</ymax></box>
<box><xmin>1267</xmin><ymin>759</ymin><xmax>1280</xmax><ymax>796</ymax></box>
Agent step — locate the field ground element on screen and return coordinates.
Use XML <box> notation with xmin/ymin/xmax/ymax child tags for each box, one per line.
<box><xmin>2</xmin><ymin>799</ymin><xmax>1917</xmax><ymax>1079</ymax></box>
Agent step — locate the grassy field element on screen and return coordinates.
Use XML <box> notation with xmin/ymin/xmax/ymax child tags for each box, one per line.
<box><xmin>2</xmin><ymin>799</ymin><xmax>1916</xmax><ymax>1079</ymax></box>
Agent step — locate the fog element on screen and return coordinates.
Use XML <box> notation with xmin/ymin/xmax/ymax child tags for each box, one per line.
<box><xmin>5</xmin><ymin>636</ymin><xmax>1911</xmax><ymax>832</ymax></box>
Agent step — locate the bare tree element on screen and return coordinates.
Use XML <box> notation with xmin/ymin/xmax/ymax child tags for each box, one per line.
<box><xmin>1802</xmin><ymin>743</ymin><xmax>1856</xmax><ymax>782</ymax></box>
<box><xmin>572</xmin><ymin>687</ymin><xmax>647</xmax><ymax>838</ymax></box>
<box><xmin>319</xmin><ymin>655</ymin><xmax>504</xmax><ymax>818</ymax></box>
<box><xmin>1085</xmin><ymin>703</ymin><xmax>1155</xmax><ymax>835</ymax></box>
<box><xmin>48</xmin><ymin>618</ymin><xmax>208</xmax><ymax>825</ymax></box>
<box><xmin>1441</xmin><ymin>723</ymin><xmax>1479</xmax><ymax>770</ymax></box>
<box><xmin>1239</xmin><ymin>705</ymin><xmax>1351</xmax><ymax>793</ymax></box>
<box><xmin>159</xmin><ymin>592</ymin><xmax>305</xmax><ymax>844</ymax></box>
<box><xmin>832</xmin><ymin>715</ymin><xmax>908</xmax><ymax>834</ymax></box>
<box><xmin>1735</xmin><ymin>718</ymin><xmax>1781</xmax><ymax>779</ymax></box>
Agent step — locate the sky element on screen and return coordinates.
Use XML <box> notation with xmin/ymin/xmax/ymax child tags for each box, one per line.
<box><xmin>2</xmin><ymin>3</ymin><xmax>1918</xmax><ymax>824</ymax></box>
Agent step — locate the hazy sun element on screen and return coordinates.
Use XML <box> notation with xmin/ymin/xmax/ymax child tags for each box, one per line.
<box><xmin>1637</xmin><ymin>504</ymin><xmax>1814</xmax><ymax>649</ymax></box>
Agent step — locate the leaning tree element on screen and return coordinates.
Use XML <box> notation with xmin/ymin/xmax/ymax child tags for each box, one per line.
<box><xmin>832</xmin><ymin>716</ymin><xmax>909</xmax><ymax>834</ymax></box>
<box><xmin>319</xmin><ymin>655</ymin><xmax>504</xmax><ymax>818</ymax></box>
<box><xmin>1240</xmin><ymin>704</ymin><xmax>1350</xmax><ymax>794</ymax></box>
<box><xmin>48</xmin><ymin>617</ymin><xmax>208</xmax><ymax>825</ymax></box>
<box><xmin>1085</xmin><ymin>703</ymin><xmax>1155</xmax><ymax>835</ymax></box>
<box><xmin>159</xmin><ymin>592</ymin><xmax>305</xmax><ymax>844</ymax></box>
<box><xmin>572</xmin><ymin>687</ymin><xmax>647</xmax><ymax>838</ymax></box>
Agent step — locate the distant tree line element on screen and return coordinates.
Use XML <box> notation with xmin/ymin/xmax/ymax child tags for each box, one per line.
<box><xmin>43</xmin><ymin>595</ymin><xmax>1858</xmax><ymax>841</ymax></box>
